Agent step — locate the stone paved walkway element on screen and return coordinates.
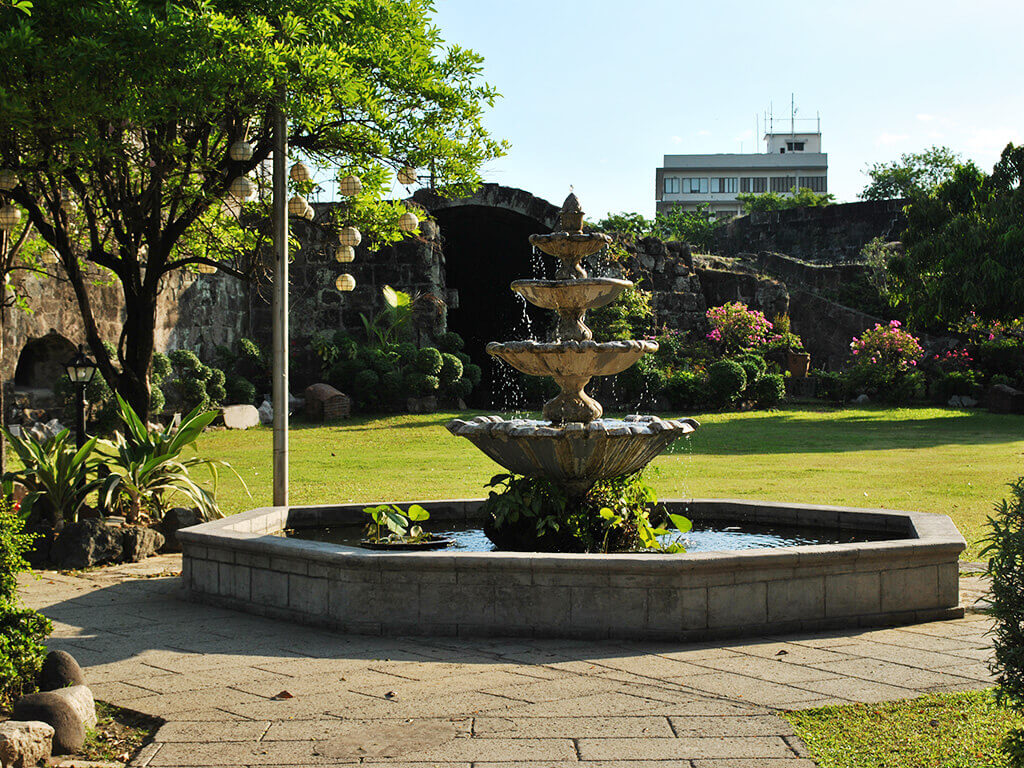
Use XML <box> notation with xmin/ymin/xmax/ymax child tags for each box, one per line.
<box><xmin>20</xmin><ymin>556</ymin><xmax>995</xmax><ymax>768</ymax></box>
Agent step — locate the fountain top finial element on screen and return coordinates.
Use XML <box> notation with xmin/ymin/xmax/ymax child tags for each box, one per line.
<box><xmin>559</xmin><ymin>191</ymin><xmax>584</xmax><ymax>233</ymax></box>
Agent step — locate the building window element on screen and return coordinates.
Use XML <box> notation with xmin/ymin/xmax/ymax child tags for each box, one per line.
<box><xmin>664</xmin><ymin>177</ymin><xmax>680</xmax><ymax>195</ymax></box>
<box><xmin>741</xmin><ymin>177</ymin><xmax>766</xmax><ymax>194</ymax></box>
<box><xmin>680</xmin><ymin>177</ymin><xmax>708</xmax><ymax>194</ymax></box>
<box><xmin>786</xmin><ymin>141</ymin><xmax>806</xmax><ymax>151</ymax></box>
<box><xmin>799</xmin><ymin>176</ymin><xmax>827</xmax><ymax>193</ymax></box>
<box><xmin>710</xmin><ymin>177</ymin><xmax>738</xmax><ymax>194</ymax></box>
<box><xmin>770</xmin><ymin>176</ymin><xmax>796</xmax><ymax>193</ymax></box>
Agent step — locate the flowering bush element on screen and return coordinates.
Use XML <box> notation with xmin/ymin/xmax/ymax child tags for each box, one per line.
<box><xmin>849</xmin><ymin>320</ymin><xmax>923</xmax><ymax>373</ymax></box>
<box><xmin>706</xmin><ymin>303</ymin><xmax>773</xmax><ymax>353</ymax></box>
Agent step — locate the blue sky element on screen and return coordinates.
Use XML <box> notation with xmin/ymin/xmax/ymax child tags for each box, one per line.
<box><xmin>403</xmin><ymin>0</ymin><xmax>1024</xmax><ymax>219</ymax></box>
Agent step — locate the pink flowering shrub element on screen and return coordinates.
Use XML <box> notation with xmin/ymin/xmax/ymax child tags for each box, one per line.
<box><xmin>706</xmin><ymin>303</ymin><xmax>773</xmax><ymax>353</ymax></box>
<box><xmin>849</xmin><ymin>320</ymin><xmax>923</xmax><ymax>373</ymax></box>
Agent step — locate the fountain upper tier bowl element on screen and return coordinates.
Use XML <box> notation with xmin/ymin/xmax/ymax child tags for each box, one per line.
<box><xmin>446</xmin><ymin>414</ymin><xmax>697</xmax><ymax>492</ymax></box>
<box><xmin>528</xmin><ymin>230</ymin><xmax>611</xmax><ymax>260</ymax></box>
<box><xmin>486</xmin><ymin>339</ymin><xmax>658</xmax><ymax>379</ymax></box>
<box><xmin>511</xmin><ymin>277</ymin><xmax>632</xmax><ymax>312</ymax></box>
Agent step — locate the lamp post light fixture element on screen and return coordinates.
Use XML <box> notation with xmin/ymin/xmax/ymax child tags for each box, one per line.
<box><xmin>64</xmin><ymin>345</ymin><xmax>97</xmax><ymax>450</ymax></box>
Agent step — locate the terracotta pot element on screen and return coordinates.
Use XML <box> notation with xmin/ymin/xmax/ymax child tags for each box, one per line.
<box><xmin>787</xmin><ymin>350</ymin><xmax>811</xmax><ymax>379</ymax></box>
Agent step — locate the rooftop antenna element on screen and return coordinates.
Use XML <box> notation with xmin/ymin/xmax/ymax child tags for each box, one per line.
<box><xmin>791</xmin><ymin>93</ymin><xmax>795</xmax><ymax>136</ymax></box>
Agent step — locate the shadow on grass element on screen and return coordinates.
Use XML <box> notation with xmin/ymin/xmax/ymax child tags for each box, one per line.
<box><xmin>668</xmin><ymin>409</ymin><xmax>1024</xmax><ymax>456</ymax></box>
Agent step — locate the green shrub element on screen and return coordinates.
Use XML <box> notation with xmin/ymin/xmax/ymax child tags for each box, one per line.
<box><xmin>437</xmin><ymin>332</ymin><xmax>465</xmax><ymax>353</ymax></box>
<box><xmin>733</xmin><ymin>352</ymin><xmax>767</xmax><ymax>385</ymax></box>
<box><xmin>439</xmin><ymin>353</ymin><xmax>464</xmax><ymax>385</ymax></box>
<box><xmin>328</xmin><ymin>359</ymin><xmax>362</xmax><ymax>392</ymax></box>
<box><xmin>352</xmin><ymin>370</ymin><xmax>380</xmax><ymax>403</ymax></box>
<box><xmin>151</xmin><ymin>351</ymin><xmax>172</xmax><ymax>381</ymax></box>
<box><xmin>404</xmin><ymin>372</ymin><xmax>440</xmax><ymax>397</ymax></box>
<box><xmin>447</xmin><ymin>378</ymin><xmax>473</xmax><ymax>400</ymax></box>
<box><xmin>983</xmin><ymin>478</ymin><xmax>1024</xmax><ymax>764</ymax></box>
<box><xmin>454</xmin><ymin>351</ymin><xmax>471</xmax><ymax>366</ymax></box>
<box><xmin>932</xmin><ymin>370</ymin><xmax>981</xmax><ymax>401</ymax></box>
<box><xmin>416</xmin><ymin>347</ymin><xmax>443</xmax><ymax>375</ymax></box>
<box><xmin>168</xmin><ymin>349</ymin><xmax>202</xmax><ymax>372</ymax></box>
<box><xmin>463</xmin><ymin>363</ymin><xmax>483</xmax><ymax>388</ymax></box>
<box><xmin>226</xmin><ymin>376</ymin><xmax>257</xmax><ymax>405</ymax></box>
<box><xmin>706</xmin><ymin>359</ymin><xmax>747</xmax><ymax>406</ymax></box>
<box><xmin>665</xmin><ymin>370</ymin><xmax>707</xmax><ymax>410</ymax></box>
<box><xmin>149</xmin><ymin>386</ymin><xmax>165</xmax><ymax>414</ymax></box>
<box><xmin>380</xmin><ymin>370</ymin><xmax>404</xmax><ymax>401</ymax></box>
<box><xmin>396</xmin><ymin>342</ymin><xmax>418</xmax><ymax>366</ymax></box>
<box><xmin>815</xmin><ymin>369</ymin><xmax>850</xmax><ymax>402</ymax></box>
<box><xmin>166</xmin><ymin>350</ymin><xmax>226</xmax><ymax>411</ymax></box>
<box><xmin>0</xmin><ymin>496</ymin><xmax>52</xmax><ymax>708</ymax></box>
<box><xmin>751</xmin><ymin>373</ymin><xmax>785</xmax><ymax>407</ymax></box>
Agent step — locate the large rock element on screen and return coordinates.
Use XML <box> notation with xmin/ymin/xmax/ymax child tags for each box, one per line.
<box><xmin>48</xmin><ymin>685</ymin><xmax>97</xmax><ymax>729</ymax></box>
<box><xmin>156</xmin><ymin>507</ymin><xmax>207</xmax><ymax>553</ymax></box>
<box><xmin>121</xmin><ymin>526</ymin><xmax>165</xmax><ymax>562</ymax></box>
<box><xmin>221</xmin><ymin>404</ymin><xmax>260</xmax><ymax>430</ymax></box>
<box><xmin>257</xmin><ymin>400</ymin><xmax>273</xmax><ymax>424</ymax></box>
<box><xmin>0</xmin><ymin>720</ymin><xmax>55</xmax><ymax>768</ymax></box>
<box><xmin>39</xmin><ymin>650</ymin><xmax>86</xmax><ymax>691</ymax></box>
<box><xmin>12</xmin><ymin>692</ymin><xmax>85</xmax><ymax>755</ymax></box>
<box><xmin>49</xmin><ymin>519</ymin><xmax>123</xmax><ymax>570</ymax></box>
<box><xmin>988</xmin><ymin>383</ymin><xmax>1024</xmax><ymax>414</ymax></box>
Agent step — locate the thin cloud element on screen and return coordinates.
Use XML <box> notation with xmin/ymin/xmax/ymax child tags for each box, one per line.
<box><xmin>875</xmin><ymin>132</ymin><xmax>909</xmax><ymax>146</ymax></box>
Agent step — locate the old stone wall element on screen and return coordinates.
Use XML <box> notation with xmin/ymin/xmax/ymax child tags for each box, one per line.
<box><xmin>788</xmin><ymin>290</ymin><xmax>881</xmax><ymax>371</ymax></box>
<box><xmin>711</xmin><ymin>199</ymin><xmax>907</xmax><ymax>262</ymax></box>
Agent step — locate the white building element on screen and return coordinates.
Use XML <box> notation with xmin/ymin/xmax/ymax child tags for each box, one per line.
<box><xmin>655</xmin><ymin>131</ymin><xmax>828</xmax><ymax>218</ymax></box>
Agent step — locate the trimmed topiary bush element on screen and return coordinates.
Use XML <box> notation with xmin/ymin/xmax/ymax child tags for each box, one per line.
<box><xmin>751</xmin><ymin>373</ymin><xmax>785</xmax><ymax>407</ymax></box>
<box><xmin>454</xmin><ymin>351</ymin><xmax>471</xmax><ymax>366</ymax></box>
<box><xmin>439</xmin><ymin>353</ymin><xmax>464</xmax><ymax>385</ymax></box>
<box><xmin>353</xmin><ymin>369</ymin><xmax>380</xmax><ymax>404</ymax></box>
<box><xmin>706</xmin><ymin>359</ymin><xmax>747</xmax><ymax>406</ymax></box>
<box><xmin>416</xmin><ymin>347</ymin><xmax>443</xmax><ymax>375</ymax></box>
<box><xmin>733</xmin><ymin>352</ymin><xmax>767</xmax><ymax>386</ymax></box>
<box><xmin>464</xmin><ymin>363</ymin><xmax>482</xmax><ymax>388</ymax></box>
<box><xmin>226</xmin><ymin>376</ymin><xmax>257</xmax><ymax>405</ymax></box>
<box><xmin>665</xmin><ymin>370</ymin><xmax>706</xmax><ymax>411</ymax></box>
<box><xmin>437</xmin><ymin>331</ymin><xmax>465</xmax><ymax>353</ymax></box>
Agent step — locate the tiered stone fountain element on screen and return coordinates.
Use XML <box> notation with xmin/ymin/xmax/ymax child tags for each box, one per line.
<box><xmin>447</xmin><ymin>192</ymin><xmax>697</xmax><ymax>497</ymax></box>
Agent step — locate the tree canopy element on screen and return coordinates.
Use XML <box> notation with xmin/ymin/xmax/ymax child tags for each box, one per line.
<box><xmin>859</xmin><ymin>145</ymin><xmax>961</xmax><ymax>201</ymax></box>
<box><xmin>0</xmin><ymin>0</ymin><xmax>505</xmax><ymax>415</ymax></box>
<box><xmin>735</xmin><ymin>187</ymin><xmax>834</xmax><ymax>213</ymax></box>
<box><xmin>889</xmin><ymin>143</ymin><xmax>1024</xmax><ymax>328</ymax></box>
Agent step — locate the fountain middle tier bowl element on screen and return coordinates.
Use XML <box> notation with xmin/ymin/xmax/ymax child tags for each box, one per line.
<box><xmin>528</xmin><ymin>231</ymin><xmax>612</xmax><ymax>259</ymax></box>
<box><xmin>446</xmin><ymin>415</ymin><xmax>697</xmax><ymax>487</ymax></box>
<box><xmin>511</xmin><ymin>277</ymin><xmax>633</xmax><ymax>312</ymax></box>
<box><xmin>487</xmin><ymin>339</ymin><xmax>658</xmax><ymax>379</ymax></box>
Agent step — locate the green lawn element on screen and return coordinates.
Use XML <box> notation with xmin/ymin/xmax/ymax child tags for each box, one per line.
<box><xmin>195</xmin><ymin>404</ymin><xmax>1024</xmax><ymax>560</ymax></box>
<box><xmin>784</xmin><ymin>689</ymin><xmax>1022</xmax><ymax>768</ymax></box>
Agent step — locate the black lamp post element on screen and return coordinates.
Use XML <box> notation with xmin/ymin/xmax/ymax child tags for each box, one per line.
<box><xmin>64</xmin><ymin>345</ymin><xmax>97</xmax><ymax>449</ymax></box>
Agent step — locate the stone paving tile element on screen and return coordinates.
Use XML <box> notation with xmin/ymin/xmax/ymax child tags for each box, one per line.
<box><xmin>667</xmin><ymin>715</ymin><xmax>798</xmax><ymax>737</ymax></box>
<box><xmin>680</xmin><ymin>655</ymin><xmax>844</xmax><ymax>684</ymax></box>
<box><xmin>473</xmin><ymin>715</ymin><xmax>675</xmax><ymax>738</ymax></box>
<box><xmin>807</xmin><ymin>656</ymin><xmax>987</xmax><ymax>690</ymax></box>
<box><xmin>263</xmin><ymin>717</ymin><xmax>472</xmax><ymax>742</ymax></box>
<box><xmin>673</xmin><ymin>672</ymin><xmax>830</xmax><ymax>708</ymax></box>
<box><xmin>576</xmin><ymin>735</ymin><xmax>794</xmax><ymax>760</ymax></box>
<box><xmin>792</xmin><ymin>677</ymin><xmax>921</xmax><ymax>703</ymax></box>
<box><xmin>155</xmin><ymin>721</ymin><xmax>271</xmax><ymax>742</ymax></box>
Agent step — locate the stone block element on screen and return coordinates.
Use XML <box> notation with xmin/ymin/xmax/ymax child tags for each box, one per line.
<box><xmin>190</xmin><ymin>559</ymin><xmax>218</xmax><ymax>594</ymax></box>
<box><xmin>218</xmin><ymin>563</ymin><xmax>251</xmax><ymax>601</ymax></box>
<box><xmin>825</xmin><ymin>571</ymin><xmax>880</xmax><ymax>617</ymax></box>
<box><xmin>492</xmin><ymin>584</ymin><xmax>570</xmax><ymax>630</ymax></box>
<box><xmin>767</xmin><ymin>577</ymin><xmax>825</xmax><ymax>622</ymax></box>
<box><xmin>646</xmin><ymin>586</ymin><xmax>708</xmax><ymax>631</ymax></box>
<box><xmin>570</xmin><ymin>586</ymin><xmax>646</xmax><ymax>629</ymax></box>
<box><xmin>288</xmin><ymin>574</ymin><xmax>328</xmax><ymax>615</ymax></box>
<box><xmin>221</xmin><ymin>404</ymin><xmax>260</xmax><ymax>429</ymax></box>
<box><xmin>251</xmin><ymin>568</ymin><xmax>288</xmax><ymax>609</ymax></box>
<box><xmin>420</xmin><ymin>584</ymin><xmax>494</xmax><ymax>624</ymax></box>
<box><xmin>881</xmin><ymin>566</ymin><xmax>938</xmax><ymax>612</ymax></box>
<box><xmin>938</xmin><ymin>562</ymin><xmax>959</xmax><ymax>607</ymax></box>
<box><xmin>0</xmin><ymin>720</ymin><xmax>54</xmax><ymax>768</ymax></box>
<box><xmin>708</xmin><ymin>583</ymin><xmax>766</xmax><ymax>628</ymax></box>
<box><xmin>47</xmin><ymin>685</ymin><xmax>96</xmax><ymax>728</ymax></box>
<box><xmin>39</xmin><ymin>650</ymin><xmax>85</xmax><ymax>691</ymax></box>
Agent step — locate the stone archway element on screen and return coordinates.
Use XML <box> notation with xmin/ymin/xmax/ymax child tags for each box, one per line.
<box><xmin>412</xmin><ymin>186</ymin><xmax>561</xmax><ymax>402</ymax></box>
<box><xmin>14</xmin><ymin>333</ymin><xmax>77</xmax><ymax>390</ymax></box>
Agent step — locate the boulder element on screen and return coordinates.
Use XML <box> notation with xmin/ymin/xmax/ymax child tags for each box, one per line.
<box><xmin>257</xmin><ymin>400</ymin><xmax>273</xmax><ymax>424</ymax></box>
<box><xmin>988</xmin><ymin>383</ymin><xmax>1024</xmax><ymax>414</ymax></box>
<box><xmin>12</xmin><ymin>692</ymin><xmax>85</xmax><ymax>755</ymax></box>
<box><xmin>49</xmin><ymin>519</ymin><xmax>123</xmax><ymax>570</ymax></box>
<box><xmin>156</xmin><ymin>507</ymin><xmax>207</xmax><ymax>553</ymax></box>
<box><xmin>121</xmin><ymin>525</ymin><xmax>165</xmax><ymax>562</ymax></box>
<box><xmin>222</xmin><ymin>404</ymin><xmax>260</xmax><ymax>430</ymax></box>
<box><xmin>39</xmin><ymin>650</ymin><xmax>86</xmax><ymax>691</ymax></box>
<box><xmin>854</xmin><ymin>393</ymin><xmax>870</xmax><ymax>404</ymax></box>
<box><xmin>0</xmin><ymin>720</ymin><xmax>55</xmax><ymax>768</ymax></box>
<box><xmin>48</xmin><ymin>685</ymin><xmax>97</xmax><ymax>729</ymax></box>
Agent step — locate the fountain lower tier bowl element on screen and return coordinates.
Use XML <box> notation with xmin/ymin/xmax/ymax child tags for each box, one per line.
<box><xmin>487</xmin><ymin>339</ymin><xmax>658</xmax><ymax>379</ymax></box>
<box><xmin>446</xmin><ymin>415</ymin><xmax>697</xmax><ymax>493</ymax></box>
<box><xmin>511</xmin><ymin>277</ymin><xmax>632</xmax><ymax>312</ymax></box>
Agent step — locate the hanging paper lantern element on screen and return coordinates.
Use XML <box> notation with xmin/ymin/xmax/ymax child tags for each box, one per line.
<box><xmin>229</xmin><ymin>140</ymin><xmax>254</xmax><ymax>162</ymax></box>
<box><xmin>0</xmin><ymin>170</ymin><xmax>18</xmax><ymax>191</ymax></box>
<box><xmin>338</xmin><ymin>226</ymin><xmax>361</xmax><ymax>247</ymax></box>
<box><xmin>0</xmin><ymin>204</ymin><xmax>21</xmax><ymax>231</ymax></box>
<box><xmin>228</xmin><ymin>176</ymin><xmax>257</xmax><ymax>201</ymax></box>
<box><xmin>398</xmin><ymin>211</ymin><xmax>419</xmax><ymax>233</ymax></box>
<box><xmin>397</xmin><ymin>166</ymin><xmax>417</xmax><ymax>186</ymax></box>
<box><xmin>287</xmin><ymin>195</ymin><xmax>308</xmax><ymax>217</ymax></box>
<box><xmin>289</xmin><ymin>162</ymin><xmax>312</xmax><ymax>183</ymax></box>
<box><xmin>335</xmin><ymin>273</ymin><xmax>356</xmax><ymax>292</ymax></box>
<box><xmin>335</xmin><ymin>245</ymin><xmax>355</xmax><ymax>263</ymax></box>
<box><xmin>338</xmin><ymin>174</ymin><xmax>362</xmax><ymax>197</ymax></box>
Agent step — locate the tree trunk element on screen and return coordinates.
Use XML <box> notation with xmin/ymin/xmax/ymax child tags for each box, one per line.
<box><xmin>117</xmin><ymin>288</ymin><xmax>157</xmax><ymax>422</ymax></box>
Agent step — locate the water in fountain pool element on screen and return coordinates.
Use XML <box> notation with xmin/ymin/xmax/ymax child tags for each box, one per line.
<box><xmin>285</xmin><ymin>518</ymin><xmax>897</xmax><ymax>553</ymax></box>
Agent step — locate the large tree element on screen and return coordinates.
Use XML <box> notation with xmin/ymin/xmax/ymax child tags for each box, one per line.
<box><xmin>859</xmin><ymin>145</ymin><xmax>961</xmax><ymax>201</ymax></box>
<box><xmin>0</xmin><ymin>0</ymin><xmax>504</xmax><ymax>416</ymax></box>
<box><xmin>888</xmin><ymin>143</ymin><xmax>1024</xmax><ymax>328</ymax></box>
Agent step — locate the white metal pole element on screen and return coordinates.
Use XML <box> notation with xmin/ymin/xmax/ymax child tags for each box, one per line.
<box><xmin>272</xmin><ymin>96</ymin><xmax>289</xmax><ymax>507</ymax></box>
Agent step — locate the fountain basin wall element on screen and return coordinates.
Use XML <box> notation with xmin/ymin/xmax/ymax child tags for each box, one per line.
<box><xmin>178</xmin><ymin>499</ymin><xmax>964</xmax><ymax>641</ymax></box>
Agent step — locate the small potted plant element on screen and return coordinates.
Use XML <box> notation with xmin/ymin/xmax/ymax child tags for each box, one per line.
<box><xmin>359</xmin><ymin>503</ymin><xmax>451</xmax><ymax>550</ymax></box>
